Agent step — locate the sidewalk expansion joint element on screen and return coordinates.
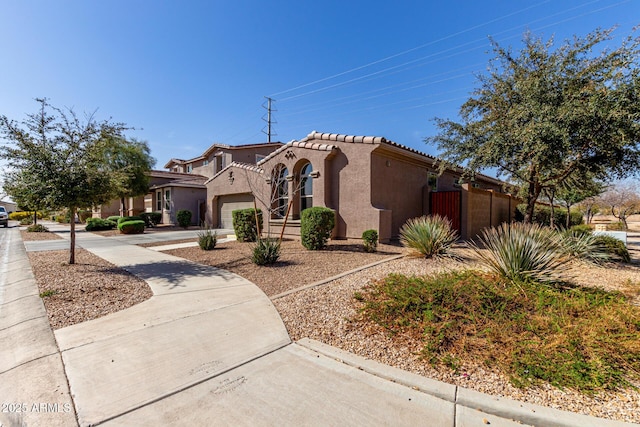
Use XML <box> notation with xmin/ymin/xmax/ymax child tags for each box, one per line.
<box><xmin>0</xmin><ymin>350</ymin><xmax>62</xmax><ymax>376</ymax></box>
<box><xmin>0</xmin><ymin>314</ymin><xmax>48</xmax><ymax>332</ymax></box>
<box><xmin>91</xmin><ymin>342</ymin><xmax>293</xmax><ymax>426</ymax></box>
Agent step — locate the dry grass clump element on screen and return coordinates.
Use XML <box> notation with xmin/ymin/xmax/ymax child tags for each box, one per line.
<box><xmin>357</xmin><ymin>270</ymin><xmax>640</xmax><ymax>393</ymax></box>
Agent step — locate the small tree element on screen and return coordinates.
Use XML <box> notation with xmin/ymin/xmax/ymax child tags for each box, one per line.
<box><xmin>600</xmin><ymin>182</ymin><xmax>640</xmax><ymax>230</ymax></box>
<box><xmin>0</xmin><ymin>99</ymin><xmax>131</xmax><ymax>264</ymax></box>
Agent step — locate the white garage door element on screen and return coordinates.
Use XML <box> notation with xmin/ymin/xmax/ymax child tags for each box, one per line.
<box><xmin>218</xmin><ymin>194</ymin><xmax>255</xmax><ymax>229</ymax></box>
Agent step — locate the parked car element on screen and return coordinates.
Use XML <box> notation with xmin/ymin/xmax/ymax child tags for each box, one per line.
<box><xmin>0</xmin><ymin>206</ymin><xmax>8</xmax><ymax>227</ymax></box>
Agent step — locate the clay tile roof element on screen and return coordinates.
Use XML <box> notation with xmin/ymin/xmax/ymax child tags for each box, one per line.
<box><xmin>256</xmin><ymin>139</ymin><xmax>338</xmax><ymax>165</ymax></box>
<box><xmin>204</xmin><ymin>161</ymin><xmax>264</xmax><ymax>185</ymax></box>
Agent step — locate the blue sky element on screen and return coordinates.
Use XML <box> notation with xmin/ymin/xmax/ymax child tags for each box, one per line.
<box><xmin>1</xmin><ymin>1</ymin><xmax>638</xmax><ymax>173</ymax></box>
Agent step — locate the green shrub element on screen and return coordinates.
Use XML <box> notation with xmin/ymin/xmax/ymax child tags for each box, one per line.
<box><xmin>9</xmin><ymin>211</ymin><xmax>43</xmax><ymax>221</ymax></box>
<box><xmin>107</xmin><ymin>215</ymin><xmax>121</xmax><ymax>223</ymax></box>
<box><xmin>56</xmin><ymin>215</ymin><xmax>67</xmax><ymax>223</ymax></box>
<box><xmin>198</xmin><ymin>226</ymin><xmax>217</xmax><ymax>250</ymax></box>
<box><xmin>607</xmin><ymin>221</ymin><xmax>625</xmax><ymax>231</ymax></box>
<box><xmin>471</xmin><ymin>222</ymin><xmax>570</xmax><ymax>285</ymax></box>
<box><xmin>569</xmin><ymin>224</ymin><xmax>593</xmax><ymax>236</ymax></box>
<box><xmin>117</xmin><ymin>215</ymin><xmax>142</xmax><ymax>225</ymax></box>
<box><xmin>27</xmin><ymin>224</ymin><xmax>49</xmax><ymax>232</ymax></box>
<box><xmin>176</xmin><ymin>209</ymin><xmax>192</xmax><ymax>228</ymax></box>
<box><xmin>232</xmin><ymin>208</ymin><xmax>263</xmax><ymax>242</ymax></box>
<box><xmin>362</xmin><ymin>229</ymin><xmax>378</xmax><ymax>253</ymax></box>
<box><xmin>118</xmin><ymin>220</ymin><xmax>145</xmax><ymax>234</ymax></box>
<box><xmin>78</xmin><ymin>210</ymin><xmax>92</xmax><ymax>223</ymax></box>
<box><xmin>399</xmin><ymin>215</ymin><xmax>458</xmax><ymax>258</ymax></box>
<box><xmin>85</xmin><ymin>218</ymin><xmax>117</xmax><ymax>231</ymax></box>
<box><xmin>301</xmin><ymin>207</ymin><xmax>335</xmax><ymax>250</ymax></box>
<box><xmin>516</xmin><ymin>205</ymin><xmax>583</xmax><ymax>228</ymax></box>
<box><xmin>593</xmin><ymin>235</ymin><xmax>631</xmax><ymax>263</ymax></box>
<box><xmin>252</xmin><ymin>238</ymin><xmax>281</xmax><ymax>265</ymax></box>
<box><xmin>20</xmin><ymin>217</ymin><xmax>33</xmax><ymax>225</ymax></box>
<box><xmin>140</xmin><ymin>212</ymin><xmax>162</xmax><ymax>227</ymax></box>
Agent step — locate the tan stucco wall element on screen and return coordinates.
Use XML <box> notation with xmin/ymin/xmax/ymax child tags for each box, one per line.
<box><xmin>462</xmin><ymin>184</ymin><xmax>519</xmax><ymax>239</ymax></box>
<box><xmin>164</xmin><ymin>187</ymin><xmax>207</xmax><ymax>225</ymax></box>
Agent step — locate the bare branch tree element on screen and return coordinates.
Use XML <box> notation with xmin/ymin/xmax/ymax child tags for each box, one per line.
<box><xmin>600</xmin><ymin>182</ymin><xmax>640</xmax><ymax>230</ymax></box>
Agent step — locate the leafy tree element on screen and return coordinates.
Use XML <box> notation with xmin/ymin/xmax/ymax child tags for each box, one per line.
<box><xmin>600</xmin><ymin>181</ymin><xmax>640</xmax><ymax>230</ymax></box>
<box><xmin>427</xmin><ymin>27</ymin><xmax>640</xmax><ymax>223</ymax></box>
<box><xmin>555</xmin><ymin>177</ymin><xmax>606</xmax><ymax>229</ymax></box>
<box><xmin>0</xmin><ymin>98</ymin><xmax>130</xmax><ymax>263</ymax></box>
<box><xmin>102</xmin><ymin>137</ymin><xmax>155</xmax><ymax>216</ymax></box>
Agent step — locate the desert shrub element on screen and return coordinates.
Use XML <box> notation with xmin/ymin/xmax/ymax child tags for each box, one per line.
<box><xmin>232</xmin><ymin>208</ymin><xmax>263</xmax><ymax>242</ymax></box>
<box><xmin>140</xmin><ymin>212</ymin><xmax>162</xmax><ymax>227</ymax></box>
<box><xmin>176</xmin><ymin>209</ymin><xmax>192</xmax><ymax>228</ymax></box>
<box><xmin>252</xmin><ymin>238</ymin><xmax>281</xmax><ymax>265</ymax></box>
<box><xmin>399</xmin><ymin>215</ymin><xmax>458</xmax><ymax>258</ymax></box>
<box><xmin>78</xmin><ymin>210</ymin><xmax>92</xmax><ymax>223</ymax></box>
<box><xmin>362</xmin><ymin>229</ymin><xmax>378</xmax><ymax>253</ymax></box>
<box><xmin>9</xmin><ymin>211</ymin><xmax>43</xmax><ymax>221</ymax></box>
<box><xmin>107</xmin><ymin>215</ymin><xmax>121</xmax><ymax>223</ymax></box>
<box><xmin>20</xmin><ymin>217</ymin><xmax>33</xmax><ymax>225</ymax></box>
<box><xmin>85</xmin><ymin>218</ymin><xmax>116</xmax><ymax>231</ymax></box>
<box><xmin>471</xmin><ymin>222</ymin><xmax>570</xmax><ymax>285</ymax></box>
<box><xmin>607</xmin><ymin>221</ymin><xmax>625</xmax><ymax>231</ymax></box>
<box><xmin>27</xmin><ymin>224</ymin><xmax>49</xmax><ymax>232</ymax></box>
<box><xmin>569</xmin><ymin>224</ymin><xmax>593</xmax><ymax>236</ymax></box>
<box><xmin>516</xmin><ymin>205</ymin><xmax>583</xmax><ymax>228</ymax></box>
<box><xmin>358</xmin><ymin>271</ymin><xmax>640</xmax><ymax>392</ymax></box>
<box><xmin>301</xmin><ymin>207</ymin><xmax>335</xmax><ymax>250</ymax></box>
<box><xmin>56</xmin><ymin>215</ymin><xmax>67</xmax><ymax>223</ymax></box>
<box><xmin>117</xmin><ymin>215</ymin><xmax>142</xmax><ymax>225</ymax></box>
<box><xmin>198</xmin><ymin>226</ymin><xmax>217</xmax><ymax>250</ymax></box>
<box><xmin>593</xmin><ymin>235</ymin><xmax>631</xmax><ymax>263</ymax></box>
<box><xmin>118</xmin><ymin>220</ymin><xmax>145</xmax><ymax>234</ymax></box>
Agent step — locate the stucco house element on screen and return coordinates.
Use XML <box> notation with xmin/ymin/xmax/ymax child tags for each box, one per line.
<box><xmin>205</xmin><ymin>131</ymin><xmax>519</xmax><ymax>241</ymax></box>
<box><xmin>93</xmin><ymin>142</ymin><xmax>282</xmax><ymax>225</ymax></box>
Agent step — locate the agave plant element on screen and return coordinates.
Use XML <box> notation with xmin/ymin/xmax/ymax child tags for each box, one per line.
<box><xmin>252</xmin><ymin>238</ymin><xmax>281</xmax><ymax>265</ymax></box>
<box><xmin>399</xmin><ymin>215</ymin><xmax>458</xmax><ymax>258</ymax></box>
<box><xmin>471</xmin><ymin>222</ymin><xmax>572</xmax><ymax>285</ymax></box>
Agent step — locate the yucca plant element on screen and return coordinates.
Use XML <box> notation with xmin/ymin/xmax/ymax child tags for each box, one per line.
<box><xmin>252</xmin><ymin>238</ymin><xmax>281</xmax><ymax>265</ymax></box>
<box><xmin>559</xmin><ymin>230</ymin><xmax>610</xmax><ymax>264</ymax></box>
<box><xmin>399</xmin><ymin>215</ymin><xmax>458</xmax><ymax>258</ymax></box>
<box><xmin>471</xmin><ymin>222</ymin><xmax>571</xmax><ymax>285</ymax></box>
<box><xmin>197</xmin><ymin>226</ymin><xmax>217</xmax><ymax>251</ymax></box>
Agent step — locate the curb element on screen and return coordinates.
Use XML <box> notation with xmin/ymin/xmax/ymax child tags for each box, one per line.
<box><xmin>296</xmin><ymin>338</ymin><xmax>636</xmax><ymax>427</ymax></box>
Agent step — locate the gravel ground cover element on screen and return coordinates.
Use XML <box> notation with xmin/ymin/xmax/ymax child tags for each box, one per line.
<box><xmin>27</xmin><ymin>249</ymin><xmax>152</xmax><ymax>330</ymax></box>
<box><xmin>164</xmin><ymin>239</ymin><xmax>403</xmax><ymax>296</ymax></box>
<box><xmin>23</xmin><ymin>230</ymin><xmax>640</xmax><ymax>422</ymax></box>
<box><xmin>20</xmin><ymin>230</ymin><xmax>64</xmax><ymax>241</ymax></box>
<box><xmin>273</xmin><ymin>255</ymin><xmax>640</xmax><ymax>424</ymax></box>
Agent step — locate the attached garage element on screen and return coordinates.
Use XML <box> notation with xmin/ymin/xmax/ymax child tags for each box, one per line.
<box><xmin>218</xmin><ymin>193</ymin><xmax>255</xmax><ymax>229</ymax></box>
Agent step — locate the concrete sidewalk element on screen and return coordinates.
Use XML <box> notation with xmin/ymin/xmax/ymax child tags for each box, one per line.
<box><xmin>2</xmin><ymin>226</ymin><xmax>637</xmax><ymax>426</ymax></box>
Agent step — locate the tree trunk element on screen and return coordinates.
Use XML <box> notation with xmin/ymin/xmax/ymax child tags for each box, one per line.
<box><xmin>121</xmin><ymin>197</ymin><xmax>126</xmax><ymax>217</ymax></box>
<box><xmin>69</xmin><ymin>206</ymin><xmax>76</xmax><ymax>264</ymax></box>
<box><xmin>33</xmin><ymin>210</ymin><xmax>37</xmax><ymax>225</ymax></box>
<box><xmin>566</xmin><ymin>204</ymin><xmax>572</xmax><ymax>229</ymax></box>
<box><xmin>524</xmin><ymin>180</ymin><xmax>540</xmax><ymax>224</ymax></box>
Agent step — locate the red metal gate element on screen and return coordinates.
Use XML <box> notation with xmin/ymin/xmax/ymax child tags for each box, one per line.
<box><xmin>430</xmin><ymin>191</ymin><xmax>461</xmax><ymax>233</ymax></box>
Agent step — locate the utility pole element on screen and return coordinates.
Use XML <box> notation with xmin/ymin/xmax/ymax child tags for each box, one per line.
<box><xmin>262</xmin><ymin>97</ymin><xmax>277</xmax><ymax>143</ymax></box>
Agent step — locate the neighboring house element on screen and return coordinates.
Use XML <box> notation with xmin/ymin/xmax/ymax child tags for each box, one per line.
<box><xmin>205</xmin><ymin>131</ymin><xmax>519</xmax><ymax>241</ymax></box>
<box><xmin>93</xmin><ymin>142</ymin><xmax>282</xmax><ymax>225</ymax></box>
<box><xmin>0</xmin><ymin>200</ymin><xmax>17</xmax><ymax>213</ymax></box>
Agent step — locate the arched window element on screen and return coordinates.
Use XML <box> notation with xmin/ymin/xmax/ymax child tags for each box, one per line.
<box><xmin>274</xmin><ymin>166</ymin><xmax>288</xmax><ymax>218</ymax></box>
<box><xmin>300</xmin><ymin>162</ymin><xmax>313</xmax><ymax>212</ymax></box>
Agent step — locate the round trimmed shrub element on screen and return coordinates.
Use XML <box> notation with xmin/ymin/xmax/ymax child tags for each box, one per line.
<box><xmin>85</xmin><ymin>218</ymin><xmax>117</xmax><ymax>231</ymax></box>
<box><xmin>176</xmin><ymin>210</ymin><xmax>192</xmax><ymax>228</ymax></box>
<box><xmin>232</xmin><ymin>208</ymin><xmax>263</xmax><ymax>242</ymax></box>
<box><xmin>118</xmin><ymin>220</ymin><xmax>145</xmax><ymax>234</ymax></box>
<box><xmin>140</xmin><ymin>212</ymin><xmax>162</xmax><ymax>227</ymax></box>
<box><xmin>117</xmin><ymin>215</ymin><xmax>143</xmax><ymax>225</ymax></box>
<box><xmin>362</xmin><ymin>229</ymin><xmax>378</xmax><ymax>253</ymax></box>
<box><xmin>593</xmin><ymin>235</ymin><xmax>630</xmax><ymax>263</ymax></box>
<box><xmin>301</xmin><ymin>207</ymin><xmax>335</xmax><ymax>250</ymax></box>
<box><xmin>107</xmin><ymin>216</ymin><xmax>121</xmax><ymax>223</ymax></box>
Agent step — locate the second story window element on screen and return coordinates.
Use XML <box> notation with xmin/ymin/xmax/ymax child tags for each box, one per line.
<box><xmin>187</xmin><ymin>164</ymin><xmax>193</xmax><ymax>173</ymax></box>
